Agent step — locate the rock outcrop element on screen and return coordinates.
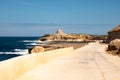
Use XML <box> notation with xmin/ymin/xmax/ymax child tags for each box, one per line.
<box><xmin>28</xmin><ymin>46</ymin><xmax>44</xmax><ymax>54</ymax></box>
<box><xmin>107</xmin><ymin>25</ymin><xmax>120</xmax><ymax>42</ymax></box>
<box><xmin>108</xmin><ymin>39</ymin><xmax>120</xmax><ymax>51</ymax></box>
<box><xmin>56</xmin><ymin>29</ymin><xmax>65</xmax><ymax>35</ymax></box>
<box><xmin>39</xmin><ymin>29</ymin><xmax>93</xmax><ymax>42</ymax></box>
<box><xmin>107</xmin><ymin>25</ymin><xmax>120</xmax><ymax>55</ymax></box>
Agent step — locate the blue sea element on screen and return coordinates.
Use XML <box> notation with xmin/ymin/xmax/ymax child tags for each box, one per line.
<box><xmin>0</xmin><ymin>37</ymin><xmax>87</xmax><ymax>61</ymax></box>
<box><xmin>0</xmin><ymin>37</ymin><xmax>41</xmax><ymax>61</ymax></box>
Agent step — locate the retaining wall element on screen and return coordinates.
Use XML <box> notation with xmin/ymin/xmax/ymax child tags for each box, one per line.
<box><xmin>0</xmin><ymin>47</ymin><xmax>73</xmax><ymax>80</ymax></box>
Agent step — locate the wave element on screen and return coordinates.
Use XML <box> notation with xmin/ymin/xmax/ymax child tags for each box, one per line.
<box><xmin>19</xmin><ymin>40</ymin><xmax>49</xmax><ymax>44</ymax></box>
<box><xmin>0</xmin><ymin>49</ymin><xmax>28</xmax><ymax>55</ymax></box>
<box><xmin>26</xmin><ymin>43</ymin><xmax>40</xmax><ymax>46</ymax></box>
<box><xmin>14</xmin><ymin>49</ymin><xmax>27</xmax><ymax>52</ymax></box>
<box><xmin>37</xmin><ymin>41</ymin><xmax>49</xmax><ymax>44</ymax></box>
<box><xmin>19</xmin><ymin>40</ymin><xmax>38</xmax><ymax>43</ymax></box>
<box><xmin>26</xmin><ymin>41</ymin><xmax>50</xmax><ymax>45</ymax></box>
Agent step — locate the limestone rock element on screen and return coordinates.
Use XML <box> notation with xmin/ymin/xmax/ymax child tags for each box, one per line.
<box><xmin>56</xmin><ymin>29</ymin><xmax>65</xmax><ymax>35</ymax></box>
<box><xmin>107</xmin><ymin>39</ymin><xmax>120</xmax><ymax>51</ymax></box>
<box><xmin>29</xmin><ymin>46</ymin><xmax>44</xmax><ymax>54</ymax></box>
<box><xmin>107</xmin><ymin>25</ymin><xmax>120</xmax><ymax>42</ymax></box>
<box><xmin>39</xmin><ymin>29</ymin><xmax>93</xmax><ymax>42</ymax></box>
<box><xmin>108</xmin><ymin>25</ymin><xmax>120</xmax><ymax>33</ymax></box>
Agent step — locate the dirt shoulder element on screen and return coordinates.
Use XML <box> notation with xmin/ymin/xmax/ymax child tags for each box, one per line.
<box><xmin>41</xmin><ymin>43</ymin><xmax>87</xmax><ymax>51</ymax></box>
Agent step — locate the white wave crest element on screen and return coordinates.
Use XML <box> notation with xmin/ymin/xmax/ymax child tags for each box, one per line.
<box><xmin>20</xmin><ymin>40</ymin><xmax>38</xmax><ymax>42</ymax></box>
<box><xmin>0</xmin><ymin>49</ymin><xmax>28</xmax><ymax>55</ymax></box>
<box><xmin>26</xmin><ymin>43</ymin><xmax>40</xmax><ymax>46</ymax></box>
<box><xmin>37</xmin><ymin>41</ymin><xmax>49</xmax><ymax>44</ymax></box>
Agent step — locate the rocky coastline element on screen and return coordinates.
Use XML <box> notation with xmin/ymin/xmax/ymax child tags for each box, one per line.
<box><xmin>29</xmin><ymin>41</ymin><xmax>88</xmax><ymax>54</ymax></box>
<box><xmin>29</xmin><ymin>29</ymin><xmax>107</xmax><ymax>54</ymax></box>
<box><xmin>29</xmin><ymin>29</ymin><xmax>93</xmax><ymax>54</ymax></box>
<box><xmin>38</xmin><ymin>29</ymin><xmax>93</xmax><ymax>42</ymax></box>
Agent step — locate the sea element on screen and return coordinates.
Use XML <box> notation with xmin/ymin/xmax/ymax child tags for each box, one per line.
<box><xmin>0</xmin><ymin>37</ymin><xmax>42</xmax><ymax>61</ymax></box>
<box><xmin>0</xmin><ymin>37</ymin><xmax>87</xmax><ymax>61</ymax></box>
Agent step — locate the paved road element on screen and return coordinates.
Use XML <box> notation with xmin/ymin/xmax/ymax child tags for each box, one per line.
<box><xmin>17</xmin><ymin>42</ymin><xmax>120</xmax><ymax>80</ymax></box>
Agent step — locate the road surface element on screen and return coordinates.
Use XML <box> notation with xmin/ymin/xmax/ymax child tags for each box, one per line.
<box><xmin>16</xmin><ymin>42</ymin><xmax>120</xmax><ymax>80</ymax></box>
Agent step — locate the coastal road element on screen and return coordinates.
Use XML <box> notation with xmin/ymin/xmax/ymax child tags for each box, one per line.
<box><xmin>16</xmin><ymin>42</ymin><xmax>120</xmax><ymax>80</ymax></box>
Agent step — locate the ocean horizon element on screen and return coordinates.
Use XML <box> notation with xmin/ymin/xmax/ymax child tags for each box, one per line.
<box><xmin>0</xmin><ymin>24</ymin><xmax>117</xmax><ymax>37</ymax></box>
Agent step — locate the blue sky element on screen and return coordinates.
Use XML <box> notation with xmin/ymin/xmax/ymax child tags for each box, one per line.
<box><xmin>0</xmin><ymin>0</ymin><xmax>120</xmax><ymax>36</ymax></box>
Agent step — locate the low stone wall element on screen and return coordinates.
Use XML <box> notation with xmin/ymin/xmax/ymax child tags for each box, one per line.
<box><xmin>0</xmin><ymin>47</ymin><xmax>73</xmax><ymax>80</ymax></box>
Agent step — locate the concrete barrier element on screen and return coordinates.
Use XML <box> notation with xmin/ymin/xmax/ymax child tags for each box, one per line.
<box><xmin>0</xmin><ymin>47</ymin><xmax>73</xmax><ymax>80</ymax></box>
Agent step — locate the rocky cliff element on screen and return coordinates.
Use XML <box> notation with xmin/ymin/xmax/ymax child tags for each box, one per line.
<box><xmin>107</xmin><ymin>25</ymin><xmax>120</xmax><ymax>42</ymax></box>
<box><xmin>107</xmin><ymin>25</ymin><xmax>120</xmax><ymax>55</ymax></box>
<box><xmin>39</xmin><ymin>29</ymin><xmax>93</xmax><ymax>42</ymax></box>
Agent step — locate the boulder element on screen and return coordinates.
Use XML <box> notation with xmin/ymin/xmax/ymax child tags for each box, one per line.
<box><xmin>29</xmin><ymin>46</ymin><xmax>44</xmax><ymax>54</ymax></box>
<box><xmin>107</xmin><ymin>39</ymin><xmax>120</xmax><ymax>51</ymax></box>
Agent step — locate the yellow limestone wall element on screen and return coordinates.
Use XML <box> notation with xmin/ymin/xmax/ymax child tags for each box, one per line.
<box><xmin>0</xmin><ymin>47</ymin><xmax>73</xmax><ymax>80</ymax></box>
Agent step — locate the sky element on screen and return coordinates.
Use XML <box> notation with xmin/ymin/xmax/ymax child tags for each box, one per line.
<box><xmin>0</xmin><ymin>0</ymin><xmax>120</xmax><ymax>36</ymax></box>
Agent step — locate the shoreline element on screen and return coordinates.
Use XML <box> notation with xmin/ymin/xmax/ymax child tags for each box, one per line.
<box><xmin>0</xmin><ymin>41</ymin><xmax>87</xmax><ymax>61</ymax></box>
